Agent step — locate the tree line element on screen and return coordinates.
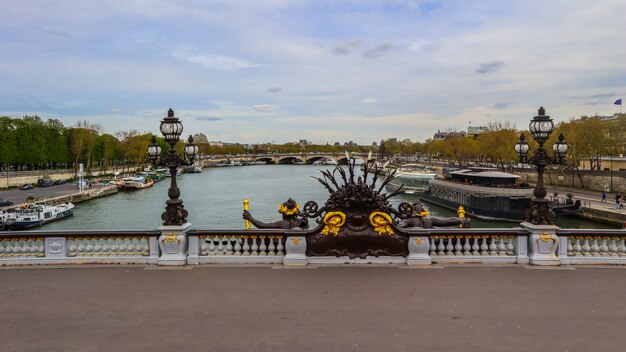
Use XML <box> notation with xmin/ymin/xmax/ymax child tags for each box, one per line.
<box><xmin>1</xmin><ymin>114</ymin><xmax>623</xmax><ymax>173</ymax></box>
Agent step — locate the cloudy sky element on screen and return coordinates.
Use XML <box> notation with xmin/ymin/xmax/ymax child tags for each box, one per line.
<box><xmin>1</xmin><ymin>0</ymin><xmax>624</xmax><ymax>144</ymax></box>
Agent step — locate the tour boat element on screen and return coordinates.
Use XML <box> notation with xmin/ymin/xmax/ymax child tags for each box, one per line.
<box><xmin>3</xmin><ymin>202</ymin><xmax>75</xmax><ymax>230</ymax></box>
<box><xmin>386</xmin><ymin>164</ymin><xmax>438</xmax><ymax>194</ymax></box>
<box><xmin>122</xmin><ymin>176</ymin><xmax>154</xmax><ymax>190</ymax></box>
<box><xmin>419</xmin><ymin>167</ymin><xmax>579</xmax><ymax>222</ymax></box>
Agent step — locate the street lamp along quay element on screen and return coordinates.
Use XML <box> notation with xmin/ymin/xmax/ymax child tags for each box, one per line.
<box><xmin>515</xmin><ymin>107</ymin><xmax>568</xmax><ymax>225</ymax></box>
<box><xmin>147</xmin><ymin>108</ymin><xmax>198</xmax><ymax>226</ymax></box>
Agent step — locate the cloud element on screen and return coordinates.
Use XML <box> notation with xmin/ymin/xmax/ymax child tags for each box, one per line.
<box><xmin>253</xmin><ymin>104</ymin><xmax>277</xmax><ymax>112</ymax></box>
<box><xmin>490</xmin><ymin>102</ymin><xmax>513</xmax><ymax>109</ymax></box>
<box><xmin>475</xmin><ymin>61</ymin><xmax>505</xmax><ymax>74</ymax></box>
<box><xmin>110</xmin><ymin>108</ymin><xmax>123</xmax><ymax>114</ymax></box>
<box><xmin>196</xmin><ymin>116</ymin><xmax>222</xmax><ymax>121</ymax></box>
<box><xmin>361</xmin><ymin>98</ymin><xmax>379</xmax><ymax>104</ymax></box>
<box><xmin>363</xmin><ymin>42</ymin><xmax>393</xmax><ymax>58</ymax></box>
<box><xmin>267</xmin><ymin>87</ymin><xmax>282</xmax><ymax>93</ymax></box>
<box><xmin>32</xmin><ymin>25</ymin><xmax>71</xmax><ymax>37</ymax></box>
<box><xmin>172</xmin><ymin>50</ymin><xmax>260</xmax><ymax>70</ymax></box>
<box><xmin>332</xmin><ymin>37</ymin><xmax>363</xmax><ymax>55</ymax></box>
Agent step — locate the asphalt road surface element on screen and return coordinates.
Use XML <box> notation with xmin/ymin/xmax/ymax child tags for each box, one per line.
<box><xmin>0</xmin><ymin>183</ymin><xmax>106</xmax><ymax>206</ymax></box>
<box><xmin>1</xmin><ymin>265</ymin><xmax>625</xmax><ymax>352</ymax></box>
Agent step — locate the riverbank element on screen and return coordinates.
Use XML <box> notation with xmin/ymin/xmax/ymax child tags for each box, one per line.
<box><xmin>0</xmin><ymin>183</ymin><xmax>118</xmax><ymax>211</ymax></box>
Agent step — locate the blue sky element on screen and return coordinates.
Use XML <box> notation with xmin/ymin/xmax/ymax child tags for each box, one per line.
<box><xmin>1</xmin><ymin>0</ymin><xmax>624</xmax><ymax>144</ymax></box>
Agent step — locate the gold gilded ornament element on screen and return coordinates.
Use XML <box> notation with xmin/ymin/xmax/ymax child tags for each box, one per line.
<box><xmin>369</xmin><ymin>211</ymin><xmax>394</xmax><ymax>235</ymax></box>
<box><xmin>321</xmin><ymin>211</ymin><xmax>346</xmax><ymax>236</ymax></box>
<box><xmin>539</xmin><ymin>232</ymin><xmax>553</xmax><ymax>242</ymax></box>
<box><xmin>278</xmin><ymin>203</ymin><xmax>300</xmax><ymax>216</ymax></box>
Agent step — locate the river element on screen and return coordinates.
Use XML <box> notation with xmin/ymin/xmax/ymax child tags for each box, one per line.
<box><xmin>40</xmin><ymin>164</ymin><xmax>616</xmax><ymax>231</ymax></box>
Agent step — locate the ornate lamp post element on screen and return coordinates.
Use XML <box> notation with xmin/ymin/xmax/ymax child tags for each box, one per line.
<box><xmin>515</xmin><ymin>107</ymin><xmax>568</xmax><ymax>225</ymax></box>
<box><xmin>147</xmin><ymin>108</ymin><xmax>198</xmax><ymax>226</ymax></box>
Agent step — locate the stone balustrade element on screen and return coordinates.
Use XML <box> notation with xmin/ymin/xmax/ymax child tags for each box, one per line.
<box><xmin>558</xmin><ymin>229</ymin><xmax>626</xmax><ymax>265</ymax></box>
<box><xmin>2</xmin><ymin>226</ymin><xmax>626</xmax><ymax>266</ymax></box>
<box><xmin>187</xmin><ymin>230</ymin><xmax>286</xmax><ymax>264</ymax></box>
<box><xmin>0</xmin><ymin>230</ymin><xmax>159</xmax><ymax>265</ymax></box>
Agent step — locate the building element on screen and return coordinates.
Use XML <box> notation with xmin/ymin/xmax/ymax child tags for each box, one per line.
<box><xmin>433</xmin><ymin>130</ymin><xmax>467</xmax><ymax>140</ymax></box>
<box><xmin>580</xmin><ymin>155</ymin><xmax>626</xmax><ymax>171</ymax></box>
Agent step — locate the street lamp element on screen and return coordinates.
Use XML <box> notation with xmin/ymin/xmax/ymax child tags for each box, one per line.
<box><xmin>514</xmin><ymin>107</ymin><xmax>568</xmax><ymax>225</ymax></box>
<box><xmin>147</xmin><ymin>108</ymin><xmax>198</xmax><ymax>226</ymax></box>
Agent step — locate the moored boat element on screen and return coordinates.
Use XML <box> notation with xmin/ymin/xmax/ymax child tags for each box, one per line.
<box><xmin>3</xmin><ymin>202</ymin><xmax>75</xmax><ymax>230</ymax></box>
<box><xmin>386</xmin><ymin>164</ymin><xmax>437</xmax><ymax>194</ymax></box>
<box><xmin>123</xmin><ymin>176</ymin><xmax>154</xmax><ymax>190</ymax></box>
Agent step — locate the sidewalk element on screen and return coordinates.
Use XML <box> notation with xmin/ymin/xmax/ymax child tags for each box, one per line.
<box><xmin>546</xmin><ymin>185</ymin><xmax>626</xmax><ymax>215</ymax></box>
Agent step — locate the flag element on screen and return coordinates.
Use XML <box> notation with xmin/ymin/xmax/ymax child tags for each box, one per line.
<box><xmin>615</xmin><ymin>98</ymin><xmax>622</xmax><ymax>105</ymax></box>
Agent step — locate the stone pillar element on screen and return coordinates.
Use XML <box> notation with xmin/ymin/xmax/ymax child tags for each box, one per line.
<box><xmin>515</xmin><ymin>234</ymin><xmax>529</xmax><ymax>264</ymax></box>
<box><xmin>187</xmin><ymin>234</ymin><xmax>200</xmax><ymax>265</ymax></box>
<box><xmin>158</xmin><ymin>223</ymin><xmax>191</xmax><ymax>265</ymax></box>
<box><xmin>521</xmin><ymin>222</ymin><xmax>560</xmax><ymax>266</ymax></box>
<box><xmin>283</xmin><ymin>236</ymin><xmax>307</xmax><ymax>266</ymax></box>
<box><xmin>407</xmin><ymin>236</ymin><xmax>431</xmax><ymax>265</ymax></box>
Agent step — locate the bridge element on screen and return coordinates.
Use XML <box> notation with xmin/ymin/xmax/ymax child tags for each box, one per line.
<box><xmin>202</xmin><ymin>152</ymin><xmax>369</xmax><ymax>165</ymax></box>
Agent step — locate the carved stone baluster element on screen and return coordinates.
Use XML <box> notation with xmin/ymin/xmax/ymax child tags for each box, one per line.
<box><xmin>242</xmin><ymin>237</ymin><xmax>250</xmax><ymax>255</ymax></box>
<box><xmin>462</xmin><ymin>237</ymin><xmax>471</xmax><ymax>256</ymax></box>
<box><xmin>506</xmin><ymin>237</ymin><xmax>515</xmax><ymax>255</ymax></box>
<box><xmin>134</xmin><ymin>238</ymin><xmax>143</xmax><ymax>255</ymax></box>
<box><xmin>454</xmin><ymin>237</ymin><xmax>463</xmax><ymax>256</ymax></box>
<box><xmin>609</xmin><ymin>238</ymin><xmax>619</xmax><ymax>257</ymax></box>
<box><xmin>489</xmin><ymin>237</ymin><xmax>498</xmax><ymax>255</ymax></box>
<box><xmin>200</xmin><ymin>236</ymin><xmax>209</xmax><ymax>256</ymax></box>
<box><xmin>208</xmin><ymin>236</ymin><xmax>216</xmax><ymax>255</ymax></box>
<box><xmin>445</xmin><ymin>238</ymin><xmax>454</xmax><ymax>256</ymax></box>
<box><xmin>599</xmin><ymin>238</ymin><xmax>609</xmax><ymax>257</ymax></box>
<box><xmin>0</xmin><ymin>241</ymin><xmax>5</xmax><ymax>257</ymax></box>
<box><xmin>480</xmin><ymin>237</ymin><xmax>489</xmax><ymax>255</ymax></box>
<box><xmin>276</xmin><ymin>237</ymin><xmax>284</xmax><ymax>255</ymax></box>
<box><xmin>498</xmin><ymin>237</ymin><xmax>507</xmax><ymax>255</ymax></box>
<box><xmin>225</xmin><ymin>236</ymin><xmax>234</xmax><ymax>255</ymax></box>
<box><xmin>216</xmin><ymin>236</ymin><xmax>224</xmax><ymax>254</ymax></box>
<box><xmin>590</xmin><ymin>238</ymin><xmax>600</xmax><ymax>257</ymax></box>
<box><xmin>251</xmin><ymin>236</ymin><xmax>259</xmax><ymax>256</ymax></box>
<box><xmin>566</xmin><ymin>238</ymin><xmax>573</xmax><ymax>256</ymax></box>
<box><xmin>86</xmin><ymin>237</ymin><xmax>95</xmax><ymax>256</ymax></box>
<box><xmin>573</xmin><ymin>237</ymin><xmax>582</xmax><ymax>256</ymax></box>
<box><xmin>141</xmin><ymin>237</ymin><xmax>150</xmax><ymax>256</ymax></box>
<box><xmin>233</xmin><ymin>237</ymin><xmax>242</xmax><ymax>255</ymax></box>
<box><xmin>581</xmin><ymin>238</ymin><xmax>591</xmax><ymax>256</ymax></box>
<box><xmin>267</xmin><ymin>236</ymin><xmax>276</xmax><ymax>256</ymax></box>
<box><xmin>259</xmin><ymin>236</ymin><xmax>267</xmax><ymax>255</ymax></box>
<box><xmin>471</xmin><ymin>237</ymin><xmax>480</xmax><ymax>255</ymax></box>
<box><xmin>619</xmin><ymin>239</ymin><xmax>626</xmax><ymax>257</ymax></box>
<box><xmin>429</xmin><ymin>237</ymin><xmax>437</xmax><ymax>257</ymax></box>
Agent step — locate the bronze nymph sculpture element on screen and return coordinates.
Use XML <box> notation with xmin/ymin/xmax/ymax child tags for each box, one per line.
<box><xmin>242</xmin><ymin>198</ymin><xmax>308</xmax><ymax>230</ymax></box>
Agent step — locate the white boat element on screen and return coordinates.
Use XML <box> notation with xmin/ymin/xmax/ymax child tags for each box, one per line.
<box><xmin>4</xmin><ymin>202</ymin><xmax>75</xmax><ymax>230</ymax></box>
<box><xmin>123</xmin><ymin>176</ymin><xmax>154</xmax><ymax>190</ymax></box>
<box><xmin>386</xmin><ymin>164</ymin><xmax>437</xmax><ymax>194</ymax></box>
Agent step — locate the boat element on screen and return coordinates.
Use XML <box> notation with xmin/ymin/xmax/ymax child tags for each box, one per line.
<box><xmin>3</xmin><ymin>202</ymin><xmax>75</xmax><ymax>230</ymax></box>
<box><xmin>164</xmin><ymin>168</ymin><xmax>183</xmax><ymax>177</ymax></box>
<box><xmin>386</xmin><ymin>164</ymin><xmax>437</xmax><ymax>194</ymax></box>
<box><xmin>419</xmin><ymin>167</ymin><xmax>577</xmax><ymax>222</ymax></box>
<box><xmin>122</xmin><ymin>176</ymin><xmax>154</xmax><ymax>190</ymax></box>
<box><xmin>146</xmin><ymin>170</ymin><xmax>166</xmax><ymax>182</ymax></box>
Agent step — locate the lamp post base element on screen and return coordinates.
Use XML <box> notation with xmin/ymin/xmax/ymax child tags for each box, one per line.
<box><xmin>158</xmin><ymin>223</ymin><xmax>191</xmax><ymax>265</ymax></box>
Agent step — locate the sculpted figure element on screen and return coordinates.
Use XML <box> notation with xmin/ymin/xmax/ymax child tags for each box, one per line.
<box><xmin>242</xmin><ymin>198</ymin><xmax>308</xmax><ymax>229</ymax></box>
<box><xmin>397</xmin><ymin>201</ymin><xmax>471</xmax><ymax>229</ymax></box>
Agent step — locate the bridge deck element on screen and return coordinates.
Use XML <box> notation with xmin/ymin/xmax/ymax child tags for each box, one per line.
<box><xmin>2</xmin><ymin>265</ymin><xmax>625</xmax><ymax>352</ymax></box>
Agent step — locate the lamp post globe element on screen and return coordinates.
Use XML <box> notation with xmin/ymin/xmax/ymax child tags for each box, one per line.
<box><xmin>147</xmin><ymin>135</ymin><xmax>161</xmax><ymax>164</ymax></box>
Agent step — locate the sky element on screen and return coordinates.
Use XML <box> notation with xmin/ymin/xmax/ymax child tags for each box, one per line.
<box><xmin>1</xmin><ymin>0</ymin><xmax>625</xmax><ymax>144</ymax></box>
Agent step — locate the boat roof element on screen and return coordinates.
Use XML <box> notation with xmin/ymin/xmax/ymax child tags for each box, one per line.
<box><xmin>449</xmin><ymin>169</ymin><xmax>520</xmax><ymax>179</ymax></box>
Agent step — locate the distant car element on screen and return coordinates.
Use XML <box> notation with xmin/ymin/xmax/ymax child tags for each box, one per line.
<box><xmin>53</xmin><ymin>179</ymin><xmax>67</xmax><ymax>185</ymax></box>
<box><xmin>0</xmin><ymin>199</ymin><xmax>13</xmax><ymax>206</ymax></box>
<box><xmin>37</xmin><ymin>178</ymin><xmax>54</xmax><ymax>187</ymax></box>
<box><xmin>20</xmin><ymin>184</ymin><xmax>34</xmax><ymax>190</ymax></box>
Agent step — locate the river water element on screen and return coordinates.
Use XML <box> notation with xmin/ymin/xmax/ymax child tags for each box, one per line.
<box><xmin>41</xmin><ymin>165</ymin><xmax>615</xmax><ymax>231</ymax></box>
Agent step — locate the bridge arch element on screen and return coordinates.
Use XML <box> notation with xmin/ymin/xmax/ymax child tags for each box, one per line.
<box><xmin>278</xmin><ymin>156</ymin><xmax>304</xmax><ymax>164</ymax></box>
<box><xmin>305</xmin><ymin>156</ymin><xmax>332</xmax><ymax>165</ymax></box>
<box><xmin>256</xmin><ymin>157</ymin><xmax>275</xmax><ymax>164</ymax></box>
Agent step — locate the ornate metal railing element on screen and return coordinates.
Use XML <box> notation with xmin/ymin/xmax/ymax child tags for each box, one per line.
<box><xmin>0</xmin><ymin>230</ymin><xmax>160</xmax><ymax>265</ymax></box>
<box><xmin>557</xmin><ymin>229</ymin><xmax>626</xmax><ymax>265</ymax></box>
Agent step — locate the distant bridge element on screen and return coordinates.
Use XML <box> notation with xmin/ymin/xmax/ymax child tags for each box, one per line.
<box><xmin>202</xmin><ymin>153</ymin><xmax>369</xmax><ymax>165</ymax></box>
